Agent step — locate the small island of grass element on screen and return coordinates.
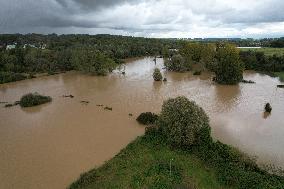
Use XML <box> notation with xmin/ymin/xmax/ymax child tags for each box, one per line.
<box><xmin>19</xmin><ymin>93</ymin><xmax>52</xmax><ymax>107</ymax></box>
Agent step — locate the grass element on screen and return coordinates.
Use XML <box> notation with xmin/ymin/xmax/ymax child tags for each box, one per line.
<box><xmin>239</xmin><ymin>47</ymin><xmax>284</xmax><ymax>56</ymax></box>
<box><xmin>275</xmin><ymin>72</ymin><xmax>284</xmax><ymax>82</ymax></box>
<box><xmin>69</xmin><ymin>134</ymin><xmax>229</xmax><ymax>189</ymax></box>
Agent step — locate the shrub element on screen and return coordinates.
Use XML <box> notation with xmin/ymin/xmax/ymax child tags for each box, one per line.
<box><xmin>158</xmin><ymin>96</ymin><xmax>211</xmax><ymax>147</ymax></box>
<box><xmin>5</xmin><ymin>104</ymin><xmax>13</xmax><ymax>108</ymax></box>
<box><xmin>136</xmin><ymin>112</ymin><xmax>159</xmax><ymax>125</ymax></box>
<box><xmin>265</xmin><ymin>103</ymin><xmax>272</xmax><ymax>113</ymax></box>
<box><xmin>20</xmin><ymin>93</ymin><xmax>52</xmax><ymax>107</ymax></box>
<box><xmin>152</xmin><ymin>68</ymin><xmax>162</xmax><ymax>81</ymax></box>
<box><xmin>104</xmin><ymin>106</ymin><xmax>112</xmax><ymax>111</ymax></box>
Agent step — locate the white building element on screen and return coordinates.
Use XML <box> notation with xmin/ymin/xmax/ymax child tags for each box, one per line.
<box><xmin>6</xmin><ymin>44</ymin><xmax>16</xmax><ymax>50</ymax></box>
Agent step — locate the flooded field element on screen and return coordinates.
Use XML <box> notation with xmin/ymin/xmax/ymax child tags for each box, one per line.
<box><xmin>1</xmin><ymin>57</ymin><xmax>284</xmax><ymax>189</ymax></box>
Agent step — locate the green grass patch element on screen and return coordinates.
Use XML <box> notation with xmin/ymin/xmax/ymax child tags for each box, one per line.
<box><xmin>239</xmin><ymin>48</ymin><xmax>284</xmax><ymax>56</ymax></box>
<box><xmin>69</xmin><ymin>129</ymin><xmax>284</xmax><ymax>189</ymax></box>
<box><xmin>69</xmin><ymin>134</ymin><xmax>228</xmax><ymax>189</ymax></box>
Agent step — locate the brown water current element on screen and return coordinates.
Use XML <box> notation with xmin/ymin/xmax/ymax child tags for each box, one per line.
<box><xmin>1</xmin><ymin>57</ymin><xmax>284</xmax><ymax>188</ymax></box>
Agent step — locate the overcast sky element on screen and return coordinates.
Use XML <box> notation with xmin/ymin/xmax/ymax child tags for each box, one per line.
<box><xmin>0</xmin><ymin>0</ymin><xmax>283</xmax><ymax>38</ymax></box>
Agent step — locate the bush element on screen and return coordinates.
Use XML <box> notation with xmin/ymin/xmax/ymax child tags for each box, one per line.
<box><xmin>265</xmin><ymin>103</ymin><xmax>272</xmax><ymax>113</ymax></box>
<box><xmin>20</xmin><ymin>93</ymin><xmax>52</xmax><ymax>107</ymax></box>
<box><xmin>136</xmin><ymin>112</ymin><xmax>159</xmax><ymax>125</ymax></box>
<box><xmin>152</xmin><ymin>68</ymin><xmax>162</xmax><ymax>81</ymax></box>
<box><xmin>158</xmin><ymin>96</ymin><xmax>211</xmax><ymax>147</ymax></box>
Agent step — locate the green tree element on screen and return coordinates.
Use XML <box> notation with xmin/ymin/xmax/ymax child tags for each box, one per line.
<box><xmin>162</xmin><ymin>46</ymin><xmax>170</xmax><ymax>58</ymax></box>
<box><xmin>180</xmin><ymin>42</ymin><xmax>202</xmax><ymax>63</ymax></box>
<box><xmin>71</xmin><ymin>49</ymin><xmax>116</xmax><ymax>76</ymax></box>
<box><xmin>215</xmin><ymin>44</ymin><xmax>244</xmax><ymax>84</ymax></box>
<box><xmin>158</xmin><ymin>96</ymin><xmax>211</xmax><ymax>147</ymax></box>
<box><xmin>165</xmin><ymin>54</ymin><xmax>191</xmax><ymax>72</ymax></box>
<box><xmin>201</xmin><ymin>43</ymin><xmax>216</xmax><ymax>71</ymax></box>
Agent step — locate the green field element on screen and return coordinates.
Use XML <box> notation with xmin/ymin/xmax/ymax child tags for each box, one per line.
<box><xmin>69</xmin><ymin>135</ymin><xmax>230</xmax><ymax>189</ymax></box>
<box><xmin>239</xmin><ymin>47</ymin><xmax>284</xmax><ymax>56</ymax></box>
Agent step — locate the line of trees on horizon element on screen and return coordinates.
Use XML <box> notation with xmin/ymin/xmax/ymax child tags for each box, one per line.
<box><xmin>0</xmin><ymin>34</ymin><xmax>284</xmax><ymax>84</ymax></box>
<box><xmin>0</xmin><ymin>34</ymin><xmax>181</xmax><ymax>83</ymax></box>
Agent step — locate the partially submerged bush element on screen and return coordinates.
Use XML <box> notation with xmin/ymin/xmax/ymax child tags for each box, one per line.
<box><xmin>136</xmin><ymin>112</ymin><xmax>158</xmax><ymax>125</ymax></box>
<box><xmin>242</xmin><ymin>79</ymin><xmax>255</xmax><ymax>84</ymax></box>
<box><xmin>4</xmin><ymin>104</ymin><xmax>13</xmax><ymax>108</ymax></box>
<box><xmin>104</xmin><ymin>106</ymin><xmax>112</xmax><ymax>111</ymax></box>
<box><xmin>193</xmin><ymin>70</ymin><xmax>202</xmax><ymax>75</ymax></box>
<box><xmin>158</xmin><ymin>96</ymin><xmax>211</xmax><ymax>147</ymax></box>
<box><xmin>265</xmin><ymin>103</ymin><xmax>272</xmax><ymax>113</ymax></box>
<box><xmin>152</xmin><ymin>68</ymin><xmax>162</xmax><ymax>81</ymax></box>
<box><xmin>20</xmin><ymin>93</ymin><xmax>52</xmax><ymax>107</ymax></box>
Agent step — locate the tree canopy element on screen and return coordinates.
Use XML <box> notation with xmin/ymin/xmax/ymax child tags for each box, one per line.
<box><xmin>214</xmin><ymin>44</ymin><xmax>244</xmax><ymax>84</ymax></box>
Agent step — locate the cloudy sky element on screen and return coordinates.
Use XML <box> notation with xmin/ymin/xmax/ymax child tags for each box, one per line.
<box><xmin>0</xmin><ymin>0</ymin><xmax>283</xmax><ymax>38</ymax></box>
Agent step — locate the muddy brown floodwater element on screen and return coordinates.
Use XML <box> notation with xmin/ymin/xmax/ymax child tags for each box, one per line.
<box><xmin>1</xmin><ymin>57</ymin><xmax>284</xmax><ymax>189</ymax></box>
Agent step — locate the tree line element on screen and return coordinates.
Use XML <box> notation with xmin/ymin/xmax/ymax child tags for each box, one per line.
<box><xmin>1</xmin><ymin>34</ymin><xmax>283</xmax><ymax>84</ymax></box>
<box><xmin>163</xmin><ymin>41</ymin><xmax>284</xmax><ymax>84</ymax></box>
<box><xmin>240</xmin><ymin>50</ymin><xmax>284</xmax><ymax>72</ymax></box>
<box><xmin>163</xmin><ymin>42</ymin><xmax>244</xmax><ymax>84</ymax></box>
<box><xmin>0</xmin><ymin>34</ymin><xmax>181</xmax><ymax>83</ymax></box>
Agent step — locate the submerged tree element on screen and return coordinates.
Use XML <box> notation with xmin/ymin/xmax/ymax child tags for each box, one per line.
<box><xmin>71</xmin><ymin>49</ymin><xmax>117</xmax><ymax>76</ymax></box>
<box><xmin>165</xmin><ymin>54</ymin><xmax>191</xmax><ymax>72</ymax></box>
<box><xmin>153</xmin><ymin>68</ymin><xmax>163</xmax><ymax>81</ymax></box>
<box><xmin>214</xmin><ymin>44</ymin><xmax>244</xmax><ymax>84</ymax></box>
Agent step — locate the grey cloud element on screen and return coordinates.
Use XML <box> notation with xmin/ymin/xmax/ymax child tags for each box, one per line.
<box><xmin>0</xmin><ymin>0</ymin><xmax>283</xmax><ymax>38</ymax></box>
<box><xmin>203</xmin><ymin>0</ymin><xmax>284</xmax><ymax>24</ymax></box>
<box><xmin>55</xmin><ymin>0</ymin><xmax>142</xmax><ymax>11</ymax></box>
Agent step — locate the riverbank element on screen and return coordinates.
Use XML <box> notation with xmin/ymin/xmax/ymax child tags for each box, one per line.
<box><xmin>0</xmin><ymin>71</ymin><xmax>65</xmax><ymax>84</ymax></box>
<box><xmin>0</xmin><ymin>57</ymin><xmax>140</xmax><ymax>85</ymax></box>
<box><xmin>69</xmin><ymin>132</ymin><xmax>228</xmax><ymax>189</ymax></box>
<box><xmin>69</xmin><ymin>128</ymin><xmax>284</xmax><ymax>189</ymax></box>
